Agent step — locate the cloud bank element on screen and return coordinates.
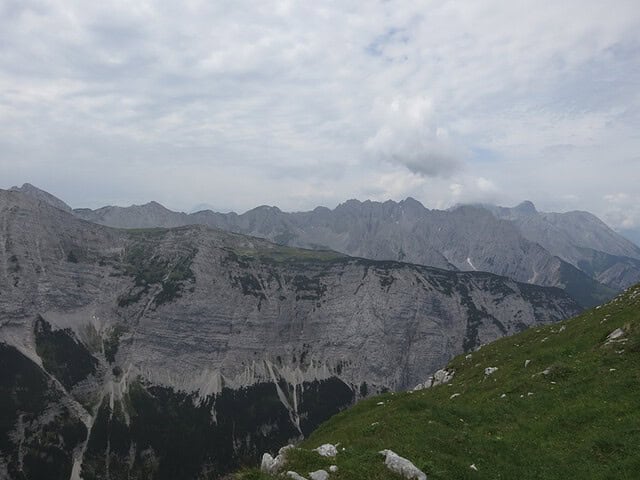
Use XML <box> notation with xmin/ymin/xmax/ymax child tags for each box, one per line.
<box><xmin>1</xmin><ymin>0</ymin><xmax>639</xmax><ymax>237</ymax></box>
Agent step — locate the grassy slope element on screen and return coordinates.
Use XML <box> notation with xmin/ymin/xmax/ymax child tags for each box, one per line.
<box><xmin>239</xmin><ymin>284</ymin><xmax>640</xmax><ymax>480</ymax></box>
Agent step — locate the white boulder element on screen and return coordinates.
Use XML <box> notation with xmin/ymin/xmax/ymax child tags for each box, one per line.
<box><xmin>309</xmin><ymin>469</ymin><xmax>329</xmax><ymax>480</ymax></box>
<box><xmin>313</xmin><ymin>444</ymin><xmax>338</xmax><ymax>457</ymax></box>
<box><xmin>260</xmin><ymin>444</ymin><xmax>294</xmax><ymax>473</ymax></box>
<box><xmin>484</xmin><ymin>367</ymin><xmax>498</xmax><ymax>376</ymax></box>
<box><xmin>286</xmin><ymin>472</ymin><xmax>307</xmax><ymax>480</ymax></box>
<box><xmin>329</xmin><ymin>465</ymin><xmax>338</xmax><ymax>473</ymax></box>
<box><xmin>260</xmin><ymin>454</ymin><xmax>278</xmax><ymax>473</ymax></box>
<box><xmin>413</xmin><ymin>369</ymin><xmax>454</xmax><ymax>390</ymax></box>
<box><xmin>606</xmin><ymin>328</ymin><xmax>625</xmax><ymax>344</ymax></box>
<box><xmin>279</xmin><ymin>445</ymin><xmax>295</xmax><ymax>455</ymax></box>
<box><xmin>379</xmin><ymin>449</ymin><xmax>427</xmax><ymax>480</ymax></box>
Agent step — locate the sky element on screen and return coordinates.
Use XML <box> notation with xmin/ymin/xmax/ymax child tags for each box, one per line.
<box><xmin>1</xmin><ymin>1</ymin><xmax>640</xmax><ymax>241</ymax></box>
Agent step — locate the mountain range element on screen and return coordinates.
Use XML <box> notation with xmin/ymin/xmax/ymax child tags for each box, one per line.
<box><xmin>58</xmin><ymin>184</ymin><xmax>640</xmax><ymax>306</ymax></box>
<box><xmin>0</xmin><ymin>186</ymin><xmax>582</xmax><ymax>479</ymax></box>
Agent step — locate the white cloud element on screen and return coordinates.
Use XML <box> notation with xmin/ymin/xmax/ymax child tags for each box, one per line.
<box><xmin>365</xmin><ymin>95</ymin><xmax>462</xmax><ymax>177</ymax></box>
<box><xmin>603</xmin><ymin>192</ymin><xmax>640</xmax><ymax>230</ymax></box>
<box><xmin>0</xmin><ymin>0</ymin><xmax>638</xmax><ymax>227</ymax></box>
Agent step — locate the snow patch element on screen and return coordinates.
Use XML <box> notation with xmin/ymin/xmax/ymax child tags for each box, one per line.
<box><xmin>466</xmin><ymin>257</ymin><xmax>477</xmax><ymax>271</ymax></box>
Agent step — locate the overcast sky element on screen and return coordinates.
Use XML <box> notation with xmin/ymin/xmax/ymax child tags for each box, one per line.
<box><xmin>1</xmin><ymin>1</ymin><xmax>639</xmax><ymax>239</ymax></box>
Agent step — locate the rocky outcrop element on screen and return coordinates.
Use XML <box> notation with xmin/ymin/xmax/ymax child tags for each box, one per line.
<box><xmin>261</xmin><ymin>445</ymin><xmax>294</xmax><ymax>474</ymax></box>
<box><xmin>0</xmin><ymin>188</ymin><xmax>581</xmax><ymax>479</ymax></box>
<box><xmin>413</xmin><ymin>368</ymin><xmax>454</xmax><ymax>390</ymax></box>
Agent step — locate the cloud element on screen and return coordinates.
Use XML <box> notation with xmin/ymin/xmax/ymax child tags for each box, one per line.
<box><xmin>0</xmin><ymin>0</ymin><xmax>638</xmax><ymax>224</ymax></box>
<box><xmin>444</xmin><ymin>175</ymin><xmax>500</xmax><ymax>205</ymax></box>
<box><xmin>364</xmin><ymin>95</ymin><xmax>463</xmax><ymax>177</ymax></box>
<box><xmin>603</xmin><ymin>192</ymin><xmax>640</xmax><ymax>230</ymax></box>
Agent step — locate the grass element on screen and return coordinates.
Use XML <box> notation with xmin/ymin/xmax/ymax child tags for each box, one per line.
<box><xmin>118</xmin><ymin>233</ymin><xmax>197</xmax><ymax>307</ymax></box>
<box><xmin>237</xmin><ymin>284</ymin><xmax>640</xmax><ymax>479</ymax></box>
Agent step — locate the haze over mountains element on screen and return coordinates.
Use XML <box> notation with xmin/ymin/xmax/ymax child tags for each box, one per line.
<box><xmin>33</xmin><ymin>182</ymin><xmax>635</xmax><ymax>307</ymax></box>
<box><xmin>0</xmin><ymin>186</ymin><xmax>581</xmax><ymax>479</ymax></box>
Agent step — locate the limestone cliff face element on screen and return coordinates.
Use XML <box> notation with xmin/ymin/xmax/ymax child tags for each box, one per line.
<box><xmin>0</xmin><ymin>189</ymin><xmax>580</xmax><ymax>479</ymax></box>
<box><xmin>483</xmin><ymin>201</ymin><xmax>640</xmax><ymax>291</ymax></box>
<box><xmin>72</xmin><ymin>195</ymin><xmax>617</xmax><ymax>306</ymax></box>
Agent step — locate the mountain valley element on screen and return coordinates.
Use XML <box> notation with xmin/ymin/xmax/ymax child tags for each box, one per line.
<box><xmin>0</xmin><ymin>187</ymin><xmax>584</xmax><ymax>479</ymax></box>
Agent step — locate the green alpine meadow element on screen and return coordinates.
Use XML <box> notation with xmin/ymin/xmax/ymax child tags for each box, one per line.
<box><xmin>239</xmin><ymin>283</ymin><xmax>640</xmax><ymax>480</ymax></box>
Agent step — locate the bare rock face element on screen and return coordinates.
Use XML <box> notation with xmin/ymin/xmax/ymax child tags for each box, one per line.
<box><xmin>9</xmin><ymin>183</ymin><xmax>72</xmax><ymax>212</ymax></box>
<box><xmin>0</xmin><ymin>189</ymin><xmax>580</xmax><ymax>479</ymax></box>
<box><xmin>484</xmin><ymin>201</ymin><xmax>640</xmax><ymax>291</ymax></box>
<box><xmin>72</xmin><ymin>195</ymin><xmax>619</xmax><ymax>307</ymax></box>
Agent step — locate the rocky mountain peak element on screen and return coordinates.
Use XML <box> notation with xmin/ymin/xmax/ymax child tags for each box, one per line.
<box><xmin>9</xmin><ymin>182</ymin><xmax>72</xmax><ymax>212</ymax></box>
<box><xmin>401</xmin><ymin>196</ymin><xmax>425</xmax><ymax>208</ymax></box>
<box><xmin>514</xmin><ymin>200</ymin><xmax>537</xmax><ymax>215</ymax></box>
<box><xmin>140</xmin><ymin>200</ymin><xmax>173</xmax><ymax>212</ymax></box>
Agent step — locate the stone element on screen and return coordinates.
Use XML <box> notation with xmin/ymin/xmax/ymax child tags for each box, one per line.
<box><xmin>329</xmin><ymin>465</ymin><xmax>338</xmax><ymax>473</ymax></box>
<box><xmin>379</xmin><ymin>450</ymin><xmax>427</xmax><ymax>480</ymax></box>
<box><xmin>261</xmin><ymin>444</ymin><xmax>294</xmax><ymax>473</ymax></box>
<box><xmin>606</xmin><ymin>328</ymin><xmax>625</xmax><ymax>343</ymax></box>
<box><xmin>287</xmin><ymin>472</ymin><xmax>307</xmax><ymax>480</ymax></box>
<box><xmin>279</xmin><ymin>445</ymin><xmax>295</xmax><ymax>455</ymax></box>
<box><xmin>309</xmin><ymin>469</ymin><xmax>329</xmax><ymax>480</ymax></box>
<box><xmin>261</xmin><ymin>453</ymin><xmax>276</xmax><ymax>473</ymax></box>
<box><xmin>313</xmin><ymin>444</ymin><xmax>338</xmax><ymax>457</ymax></box>
<box><xmin>484</xmin><ymin>367</ymin><xmax>498</xmax><ymax>376</ymax></box>
<box><xmin>413</xmin><ymin>369</ymin><xmax>455</xmax><ymax>390</ymax></box>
